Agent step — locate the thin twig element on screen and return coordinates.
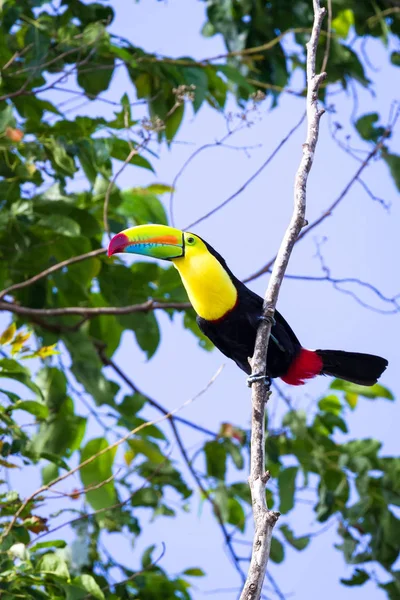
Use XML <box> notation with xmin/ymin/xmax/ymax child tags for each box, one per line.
<box><xmin>103</xmin><ymin>139</ymin><xmax>149</xmax><ymax>238</ymax></box>
<box><xmin>0</xmin><ymin>249</ymin><xmax>105</xmax><ymax>300</ymax></box>
<box><xmin>0</xmin><ymin>298</ymin><xmax>190</xmax><ymax>317</ymax></box>
<box><xmin>1</xmin><ymin>365</ymin><xmax>223</xmax><ymax>541</ymax></box>
<box><xmin>185</xmin><ymin>112</ymin><xmax>306</xmax><ymax>230</ymax></box>
<box><xmin>240</xmin><ymin>3</ymin><xmax>327</xmax><ymax>598</ymax></box>
<box><xmin>98</xmin><ymin>349</ymin><xmax>221</xmax><ymax>438</ymax></box>
<box><xmin>321</xmin><ymin>0</ymin><xmax>332</xmax><ymax>73</ymax></box>
<box><xmin>244</xmin><ymin>112</ymin><xmax>399</xmax><ymax>283</ymax></box>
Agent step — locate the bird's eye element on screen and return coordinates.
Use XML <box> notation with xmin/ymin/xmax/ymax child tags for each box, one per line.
<box><xmin>186</xmin><ymin>236</ymin><xmax>195</xmax><ymax>245</ymax></box>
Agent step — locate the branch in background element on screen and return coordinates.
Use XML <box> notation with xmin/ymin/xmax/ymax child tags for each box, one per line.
<box><xmin>0</xmin><ymin>298</ymin><xmax>190</xmax><ymax>317</ymax></box>
<box><xmin>185</xmin><ymin>112</ymin><xmax>306</xmax><ymax>230</ymax></box>
<box><xmin>98</xmin><ymin>349</ymin><xmax>219</xmax><ymax>438</ymax></box>
<box><xmin>1</xmin><ymin>362</ymin><xmax>223</xmax><ymax>541</ymax></box>
<box><xmin>244</xmin><ymin>110</ymin><xmax>399</xmax><ymax>283</ymax></box>
<box><xmin>240</xmin><ymin>3</ymin><xmax>326</xmax><ymax>598</ymax></box>
<box><xmin>100</xmin><ymin>352</ymin><xmax>252</xmax><ymax>584</ymax></box>
<box><xmin>0</xmin><ymin>248</ymin><xmax>106</xmax><ymax>301</ymax></box>
<box><xmin>170</xmin><ymin>121</ymin><xmax>262</xmax><ymax>228</ymax></box>
<box><xmin>103</xmin><ymin>136</ymin><xmax>150</xmax><ymax>238</ymax></box>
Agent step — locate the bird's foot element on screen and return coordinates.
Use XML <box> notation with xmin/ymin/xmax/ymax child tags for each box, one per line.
<box><xmin>247</xmin><ymin>373</ymin><xmax>272</xmax><ymax>388</ymax></box>
<box><xmin>258</xmin><ymin>315</ymin><xmax>276</xmax><ymax>326</ymax></box>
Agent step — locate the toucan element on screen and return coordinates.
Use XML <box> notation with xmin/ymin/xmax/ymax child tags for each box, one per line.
<box><xmin>108</xmin><ymin>224</ymin><xmax>388</xmax><ymax>387</ymax></box>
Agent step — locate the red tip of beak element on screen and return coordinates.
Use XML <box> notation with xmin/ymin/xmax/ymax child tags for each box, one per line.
<box><xmin>107</xmin><ymin>232</ymin><xmax>130</xmax><ymax>257</ymax></box>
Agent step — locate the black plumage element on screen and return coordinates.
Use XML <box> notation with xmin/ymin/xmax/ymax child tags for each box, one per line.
<box><xmin>196</xmin><ymin>240</ymin><xmax>388</xmax><ymax>386</ymax></box>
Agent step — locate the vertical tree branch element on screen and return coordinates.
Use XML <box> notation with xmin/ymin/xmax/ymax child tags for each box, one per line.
<box><xmin>240</xmin><ymin>2</ymin><xmax>327</xmax><ymax>599</ymax></box>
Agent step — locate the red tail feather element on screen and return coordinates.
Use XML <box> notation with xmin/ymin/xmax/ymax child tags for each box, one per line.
<box><xmin>281</xmin><ymin>348</ymin><xmax>323</xmax><ymax>386</ymax></box>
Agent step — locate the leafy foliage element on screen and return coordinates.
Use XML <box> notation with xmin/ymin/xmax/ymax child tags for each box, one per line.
<box><xmin>0</xmin><ymin>0</ymin><xmax>398</xmax><ymax>598</ymax></box>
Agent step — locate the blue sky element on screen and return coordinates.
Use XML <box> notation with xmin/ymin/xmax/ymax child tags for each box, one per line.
<box><xmin>7</xmin><ymin>0</ymin><xmax>400</xmax><ymax>598</ymax></box>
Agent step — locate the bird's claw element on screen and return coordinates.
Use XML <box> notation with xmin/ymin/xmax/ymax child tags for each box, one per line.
<box><xmin>247</xmin><ymin>373</ymin><xmax>272</xmax><ymax>388</ymax></box>
<box><xmin>258</xmin><ymin>315</ymin><xmax>276</xmax><ymax>327</ymax></box>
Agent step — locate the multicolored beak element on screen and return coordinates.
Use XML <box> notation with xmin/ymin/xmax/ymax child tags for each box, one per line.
<box><xmin>107</xmin><ymin>224</ymin><xmax>185</xmax><ymax>260</ymax></box>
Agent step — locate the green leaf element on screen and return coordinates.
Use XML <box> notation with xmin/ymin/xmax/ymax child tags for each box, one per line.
<box><xmin>280</xmin><ymin>524</ymin><xmax>310</xmax><ymax>551</ymax></box>
<box><xmin>341</xmin><ymin>568</ymin><xmax>370</xmax><ymax>586</ymax></box>
<box><xmin>14</xmin><ymin>400</ymin><xmax>48</xmax><ymax>420</ymax></box>
<box><xmin>63</xmin><ymin>332</ymin><xmax>119</xmax><ymax>406</ymax></box>
<box><xmin>30</xmin><ymin>540</ymin><xmax>67</xmax><ymax>551</ymax></box>
<box><xmin>165</xmin><ymin>103</ymin><xmax>184</xmax><ymax>142</ymax></box>
<box><xmin>31</xmin><ymin>397</ymin><xmax>86</xmax><ymax>459</ymax></box>
<box><xmin>278</xmin><ymin>466</ymin><xmax>297</xmax><ymax>514</ymax></box>
<box><xmin>37</xmin><ymin>552</ymin><xmax>70</xmax><ymax>579</ymax></box>
<box><xmin>77</xmin><ymin>54</ymin><xmax>115</xmax><ymax>97</ymax></box>
<box><xmin>118</xmin><ymin>187</ymin><xmax>168</xmax><ymax>226</ymax></box>
<box><xmin>383</xmin><ymin>152</ymin><xmax>400</xmax><ymax>192</ymax></box>
<box><xmin>142</xmin><ymin>544</ymin><xmax>156</xmax><ymax>569</ymax></box>
<box><xmin>80</xmin><ymin>437</ymin><xmax>117</xmax><ymax>511</ymax></box>
<box><xmin>355</xmin><ymin>113</ymin><xmax>385</xmax><ymax>142</ymax></box>
<box><xmin>225</xmin><ymin>439</ymin><xmax>244</xmax><ymax>470</ymax></box>
<box><xmin>0</xmin><ymin>105</ymin><xmax>15</xmax><ymax>132</ymax></box>
<box><xmin>204</xmin><ymin>441</ymin><xmax>227</xmax><ymax>480</ymax></box>
<box><xmin>183</xmin><ymin>568</ymin><xmax>205</xmax><ymax>577</ymax></box>
<box><xmin>0</xmin><ymin>358</ymin><xmax>43</xmax><ymax>398</ymax></box>
<box><xmin>0</xmin><ymin>323</ymin><xmax>16</xmax><ymax>345</ymax></box>
<box><xmin>44</xmin><ymin>139</ymin><xmax>77</xmax><ymax>176</ymax></box>
<box><xmin>131</xmin><ymin>487</ymin><xmax>159</xmax><ymax>508</ymax></box>
<box><xmin>73</xmin><ymin>575</ymin><xmax>105</xmax><ymax>600</ymax></box>
<box><xmin>345</xmin><ymin>392</ymin><xmax>358</xmax><ymax>410</ymax></box>
<box><xmin>391</xmin><ymin>52</ymin><xmax>400</xmax><ymax>67</ymax></box>
<box><xmin>37</xmin><ymin>215</ymin><xmax>81</xmax><ymax>237</ymax></box>
<box><xmin>35</xmin><ymin>368</ymin><xmax>67</xmax><ymax>411</ymax></box>
<box><xmin>213</xmin><ymin>482</ymin><xmax>229</xmax><ymax>521</ymax></box>
<box><xmin>127</xmin><ymin>438</ymin><xmax>165</xmax><ymax>464</ymax></box>
<box><xmin>318</xmin><ymin>394</ymin><xmax>342</xmax><ymax>415</ymax></box>
<box><xmin>41</xmin><ymin>462</ymin><xmax>59</xmax><ymax>486</ymax></box>
<box><xmin>332</xmin><ymin>9</ymin><xmax>354</xmax><ymax>39</ymax></box>
<box><xmin>182</xmin><ymin>66</ymin><xmax>208</xmax><ymax>112</ymax></box>
<box><xmin>227</xmin><ymin>497</ymin><xmax>246</xmax><ymax>532</ymax></box>
<box><xmin>118</xmin><ymin>393</ymin><xmax>147</xmax><ymax>416</ymax></box>
<box><xmin>216</xmin><ymin>64</ymin><xmax>256</xmax><ymax>93</ymax></box>
<box><xmin>270</xmin><ymin>537</ymin><xmax>285</xmax><ymax>563</ymax></box>
<box><xmin>331</xmin><ymin>379</ymin><xmax>394</xmax><ymax>400</ymax></box>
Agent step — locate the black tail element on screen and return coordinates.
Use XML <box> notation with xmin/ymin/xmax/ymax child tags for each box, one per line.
<box><xmin>316</xmin><ymin>349</ymin><xmax>388</xmax><ymax>386</ymax></box>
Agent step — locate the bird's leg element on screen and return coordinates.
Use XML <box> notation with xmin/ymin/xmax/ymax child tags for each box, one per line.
<box><xmin>247</xmin><ymin>373</ymin><xmax>272</xmax><ymax>388</ymax></box>
<box><xmin>258</xmin><ymin>315</ymin><xmax>276</xmax><ymax>326</ymax></box>
<box><xmin>247</xmin><ymin>314</ymin><xmax>276</xmax><ymax>387</ymax></box>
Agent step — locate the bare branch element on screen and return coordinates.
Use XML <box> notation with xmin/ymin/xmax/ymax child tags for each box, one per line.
<box><xmin>1</xmin><ymin>364</ymin><xmax>223</xmax><ymax>541</ymax></box>
<box><xmin>103</xmin><ymin>137</ymin><xmax>149</xmax><ymax>238</ymax></box>
<box><xmin>240</xmin><ymin>3</ymin><xmax>327</xmax><ymax>598</ymax></box>
<box><xmin>185</xmin><ymin>112</ymin><xmax>306</xmax><ymax>230</ymax></box>
<box><xmin>0</xmin><ymin>298</ymin><xmax>190</xmax><ymax>318</ymax></box>
<box><xmin>0</xmin><ymin>248</ymin><xmax>105</xmax><ymax>301</ymax></box>
<box><xmin>321</xmin><ymin>0</ymin><xmax>332</xmax><ymax>74</ymax></box>
<box><xmin>245</xmin><ymin>111</ymin><xmax>399</xmax><ymax>283</ymax></box>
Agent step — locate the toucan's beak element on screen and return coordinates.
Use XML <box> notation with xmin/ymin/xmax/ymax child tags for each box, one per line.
<box><xmin>107</xmin><ymin>224</ymin><xmax>185</xmax><ymax>260</ymax></box>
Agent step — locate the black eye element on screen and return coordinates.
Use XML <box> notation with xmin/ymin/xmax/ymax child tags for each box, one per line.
<box><xmin>186</xmin><ymin>236</ymin><xmax>195</xmax><ymax>245</ymax></box>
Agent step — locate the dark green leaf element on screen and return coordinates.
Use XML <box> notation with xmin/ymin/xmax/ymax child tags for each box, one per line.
<box><xmin>280</xmin><ymin>524</ymin><xmax>310</xmax><ymax>551</ymax></box>
<box><xmin>270</xmin><ymin>537</ymin><xmax>285</xmax><ymax>563</ymax></box>
<box><xmin>183</xmin><ymin>568</ymin><xmax>205</xmax><ymax>577</ymax></box>
<box><xmin>14</xmin><ymin>400</ymin><xmax>48</xmax><ymax>420</ymax></box>
<box><xmin>37</xmin><ymin>553</ymin><xmax>69</xmax><ymax>579</ymax></box>
<box><xmin>278</xmin><ymin>466</ymin><xmax>297</xmax><ymax>514</ymax></box>
<box><xmin>80</xmin><ymin>437</ymin><xmax>117</xmax><ymax>510</ymax></box>
<box><xmin>341</xmin><ymin>568</ymin><xmax>370</xmax><ymax>586</ymax></box>
<box><xmin>204</xmin><ymin>441</ymin><xmax>227</xmax><ymax>480</ymax></box>
<box><xmin>331</xmin><ymin>379</ymin><xmax>394</xmax><ymax>400</ymax></box>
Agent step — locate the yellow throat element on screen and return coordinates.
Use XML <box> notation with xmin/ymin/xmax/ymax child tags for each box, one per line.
<box><xmin>172</xmin><ymin>251</ymin><xmax>238</xmax><ymax>321</ymax></box>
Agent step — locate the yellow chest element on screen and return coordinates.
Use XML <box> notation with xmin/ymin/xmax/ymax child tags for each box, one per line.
<box><xmin>173</xmin><ymin>253</ymin><xmax>238</xmax><ymax>321</ymax></box>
